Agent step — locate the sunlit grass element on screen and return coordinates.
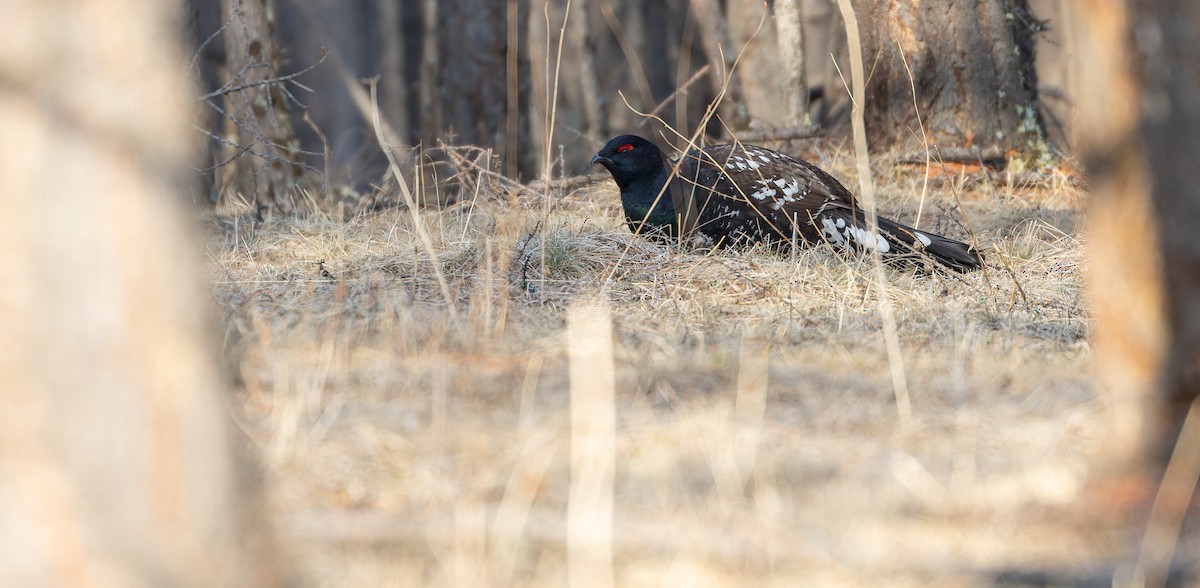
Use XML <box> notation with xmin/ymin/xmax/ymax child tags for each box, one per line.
<box><xmin>206</xmin><ymin>150</ymin><xmax>1100</xmax><ymax>586</ymax></box>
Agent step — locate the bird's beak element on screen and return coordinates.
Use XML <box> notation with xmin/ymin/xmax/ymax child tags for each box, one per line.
<box><xmin>591</xmin><ymin>153</ymin><xmax>609</xmax><ymax>167</ymax></box>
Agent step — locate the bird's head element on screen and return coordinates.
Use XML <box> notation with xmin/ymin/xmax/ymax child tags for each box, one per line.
<box><xmin>591</xmin><ymin>135</ymin><xmax>664</xmax><ymax>189</ymax></box>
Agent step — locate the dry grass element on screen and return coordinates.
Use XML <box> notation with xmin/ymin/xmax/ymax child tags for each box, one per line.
<box><xmin>206</xmin><ymin>148</ymin><xmax>1104</xmax><ymax>586</ymax></box>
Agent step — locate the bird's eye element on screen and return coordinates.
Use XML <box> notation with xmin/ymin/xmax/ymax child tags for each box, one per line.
<box><xmin>616</xmin><ymin>143</ymin><xmax>634</xmax><ymax>154</ymax></box>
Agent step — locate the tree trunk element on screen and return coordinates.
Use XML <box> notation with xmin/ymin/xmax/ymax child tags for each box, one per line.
<box><xmin>274</xmin><ymin>0</ymin><xmax>390</xmax><ymax>186</ymax></box>
<box><xmin>0</xmin><ymin>0</ymin><xmax>282</xmax><ymax>585</ymax></box>
<box><xmin>688</xmin><ymin>0</ymin><xmax>750</xmax><ymax>133</ymax></box>
<box><xmin>437</xmin><ymin>0</ymin><xmax>509</xmax><ymax>149</ymax></box>
<box><xmin>774</xmin><ymin>0</ymin><xmax>809</xmax><ymax>128</ymax></box>
<box><xmin>565</xmin><ymin>2</ymin><xmax>604</xmax><ymax>139</ymax></box>
<box><xmin>1072</xmin><ymin>0</ymin><xmax>1164</xmax><ymax>469</ymax></box>
<box><xmin>1075</xmin><ymin>0</ymin><xmax>1200</xmax><ymax>467</ymax></box>
<box><xmin>1075</xmin><ymin>2</ymin><xmax>1200</xmax><ymax>584</ymax></box>
<box><xmin>1133</xmin><ymin>0</ymin><xmax>1200</xmax><ymax>456</ymax></box>
<box><xmin>418</xmin><ymin>0</ymin><xmax>442</xmax><ymax>141</ymax></box>
<box><xmin>220</xmin><ymin>0</ymin><xmax>305</xmax><ymax>215</ymax></box>
<box><xmin>184</xmin><ymin>0</ymin><xmax>227</xmax><ymax>205</ymax></box>
<box><xmin>526</xmin><ymin>0</ymin><xmax>549</xmax><ymax>178</ymax></box>
<box><xmin>727</xmin><ymin>0</ymin><xmax>790</xmax><ymax>129</ymax></box>
<box><xmin>852</xmin><ymin>0</ymin><xmax>1048</xmax><ymax>164</ymax></box>
<box><xmin>379</xmin><ymin>0</ymin><xmax>409</xmax><ymax>145</ymax></box>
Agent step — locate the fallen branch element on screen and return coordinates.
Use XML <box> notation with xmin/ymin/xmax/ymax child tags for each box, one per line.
<box><xmin>733</xmin><ymin>125</ymin><xmax>823</xmax><ymax>143</ymax></box>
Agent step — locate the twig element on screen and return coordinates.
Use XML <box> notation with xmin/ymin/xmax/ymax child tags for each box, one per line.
<box><xmin>302</xmin><ymin>110</ymin><xmax>332</xmax><ymax>206</ymax></box>
<box><xmin>636</xmin><ymin>64</ymin><xmax>712</xmax><ymax>130</ymax></box>
<box><xmin>896</xmin><ymin>147</ymin><xmax>1007</xmax><ymax>166</ymax></box>
<box><xmin>732</xmin><ymin>126</ymin><xmax>822</xmax><ymax>143</ymax></box>
<box><xmin>915</xmin><ymin>170</ymin><xmax>1084</xmax><ymax>189</ymax></box>
<box><xmin>197</xmin><ymin>51</ymin><xmax>328</xmax><ymax>101</ymax></box>
<box><xmin>188</xmin><ymin>11</ymin><xmax>234</xmax><ymax>76</ymax></box>
<box><xmin>601</xmin><ymin>3</ymin><xmax>656</xmax><ymax>113</ymax></box>
<box><xmin>990</xmin><ymin>244</ymin><xmax>1029</xmax><ymax>311</ymax></box>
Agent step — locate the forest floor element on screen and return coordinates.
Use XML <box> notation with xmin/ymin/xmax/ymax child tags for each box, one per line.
<box><xmin>203</xmin><ymin>147</ymin><xmax>1132</xmax><ymax>586</ymax></box>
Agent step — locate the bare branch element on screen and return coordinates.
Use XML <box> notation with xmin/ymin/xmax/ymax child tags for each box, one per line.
<box><xmin>198</xmin><ymin>51</ymin><xmax>328</xmax><ymax>101</ymax></box>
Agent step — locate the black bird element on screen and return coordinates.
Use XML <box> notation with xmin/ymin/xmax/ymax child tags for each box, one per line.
<box><xmin>590</xmin><ymin>134</ymin><xmax>981</xmax><ymax>272</ymax></box>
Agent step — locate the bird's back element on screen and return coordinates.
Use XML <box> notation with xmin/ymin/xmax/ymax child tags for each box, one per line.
<box><xmin>668</xmin><ymin>143</ymin><xmax>856</xmax><ymax>246</ymax></box>
<box><xmin>591</xmin><ymin>134</ymin><xmax>981</xmax><ymax>271</ymax></box>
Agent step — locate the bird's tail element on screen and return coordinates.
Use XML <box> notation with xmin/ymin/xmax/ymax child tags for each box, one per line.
<box><xmin>817</xmin><ymin>209</ymin><xmax>982</xmax><ymax>272</ymax></box>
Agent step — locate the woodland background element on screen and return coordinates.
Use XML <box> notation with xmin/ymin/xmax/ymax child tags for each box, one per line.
<box><xmin>188</xmin><ymin>0</ymin><xmax>1074</xmax><ymax>211</ymax></box>
<box><xmin>4</xmin><ymin>0</ymin><xmax>1200</xmax><ymax>587</ymax></box>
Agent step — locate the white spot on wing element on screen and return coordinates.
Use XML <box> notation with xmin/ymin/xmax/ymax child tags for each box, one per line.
<box><xmin>839</xmin><ymin>224</ymin><xmax>891</xmax><ymax>253</ymax></box>
<box><xmin>821</xmin><ymin>218</ymin><xmax>846</xmax><ymax>246</ymax></box>
<box><xmin>751</xmin><ymin>186</ymin><xmax>775</xmax><ymax>200</ymax></box>
<box><xmin>781</xmin><ymin>179</ymin><xmax>801</xmax><ymax>199</ymax></box>
<box><xmin>915</xmin><ymin>232</ymin><xmax>932</xmax><ymax>247</ymax></box>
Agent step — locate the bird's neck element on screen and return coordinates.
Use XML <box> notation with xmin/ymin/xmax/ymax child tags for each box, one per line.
<box><xmin>621</xmin><ymin>169</ymin><xmax>678</xmax><ymax>228</ymax></box>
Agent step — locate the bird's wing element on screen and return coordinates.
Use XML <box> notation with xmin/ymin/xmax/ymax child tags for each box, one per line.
<box><xmin>671</xmin><ymin>143</ymin><xmax>859</xmax><ymax>241</ymax></box>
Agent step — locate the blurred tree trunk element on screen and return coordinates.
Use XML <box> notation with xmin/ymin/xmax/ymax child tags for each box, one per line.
<box><xmin>688</xmin><ymin>0</ymin><xmax>750</xmax><ymax>132</ymax></box>
<box><xmin>1072</xmin><ymin>0</ymin><xmax>1163</xmax><ymax>469</ymax></box>
<box><xmin>851</xmin><ymin>0</ymin><xmax>1048</xmax><ymax>164</ymax></box>
<box><xmin>419</xmin><ymin>0</ymin><xmax>442</xmax><ymax>140</ymax></box>
<box><xmin>1074</xmin><ymin>0</ymin><xmax>1200</xmax><ymax>466</ymax></box>
<box><xmin>1132</xmin><ymin>0</ymin><xmax>1200</xmax><ymax>460</ymax></box>
<box><xmin>808</xmin><ymin>0</ymin><xmax>846</xmax><ymax>126</ymax></box>
<box><xmin>565</xmin><ymin>3</ymin><xmax>603</xmax><ymax>139</ymax></box>
<box><xmin>275</xmin><ymin>0</ymin><xmax>392</xmax><ymax>186</ymax></box>
<box><xmin>526</xmin><ymin>0</ymin><xmax>549</xmax><ymax>178</ymax></box>
<box><xmin>379</xmin><ymin>0</ymin><xmax>409</xmax><ymax>144</ymax></box>
<box><xmin>437</xmin><ymin>0</ymin><xmax>509</xmax><ymax>149</ymax></box>
<box><xmin>0</xmin><ymin>0</ymin><xmax>282</xmax><ymax>586</ymax></box>
<box><xmin>1075</xmin><ymin>2</ymin><xmax>1199</xmax><ymax>584</ymax></box>
<box><xmin>687</xmin><ymin>0</ymin><xmax>810</xmax><ymax>136</ymax></box>
<box><xmin>221</xmin><ymin>0</ymin><xmax>305</xmax><ymax>215</ymax></box>
<box><xmin>774</xmin><ymin>0</ymin><xmax>808</xmax><ymax>128</ymax></box>
<box><xmin>185</xmin><ymin>0</ymin><xmax>227</xmax><ymax>205</ymax></box>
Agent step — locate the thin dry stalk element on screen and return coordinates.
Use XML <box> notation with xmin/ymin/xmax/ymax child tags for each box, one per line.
<box><xmin>931</xmin><ymin>143</ymin><xmax>996</xmax><ymax>306</ymax></box>
<box><xmin>676</xmin><ymin>10</ymin><xmax>699</xmax><ymax>131</ymax></box>
<box><xmin>601</xmin><ymin>3</ymin><xmax>656</xmax><ymax>111</ymax></box>
<box><xmin>489</xmin><ymin>437</ymin><xmax>556</xmax><ymax>586</ymax></box>
<box><xmin>1129</xmin><ymin>399</ymin><xmax>1200</xmax><ymax>588</ymax></box>
<box><xmin>540</xmin><ymin>0</ymin><xmax>572</xmax><ymax>287</ymax></box>
<box><xmin>834</xmin><ymin>0</ymin><xmax>912</xmax><ymax>428</ymax></box>
<box><xmin>639</xmin><ymin>63</ymin><xmax>711</xmax><ymax>130</ymax></box>
<box><xmin>567</xmin><ymin>303</ymin><xmax>616</xmax><ymax>588</ymax></box>
<box><xmin>365</xmin><ymin>80</ymin><xmax>458</xmax><ymax>319</ymax></box>
<box><xmin>301</xmin><ymin>110</ymin><xmax>332</xmax><ymax>208</ymax></box>
<box><xmin>733</xmin><ymin>339</ymin><xmax>768</xmax><ymax>486</ymax></box>
<box><xmin>896</xmin><ymin>40</ymin><xmax>932</xmax><ymax>231</ymax></box>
